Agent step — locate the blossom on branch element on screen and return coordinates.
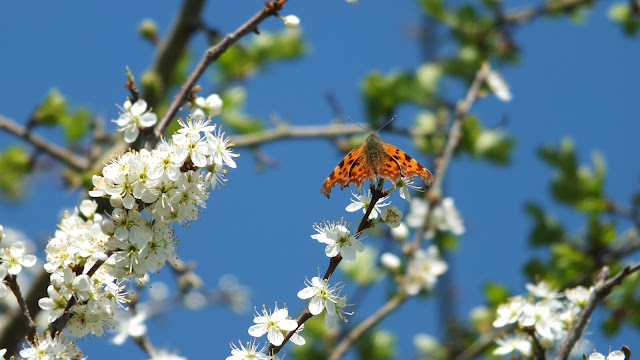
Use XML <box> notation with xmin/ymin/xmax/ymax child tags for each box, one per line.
<box><xmin>114</xmin><ymin>99</ymin><xmax>158</xmax><ymax>143</ymax></box>
<box><xmin>248</xmin><ymin>304</ymin><xmax>302</xmax><ymax>346</ymax></box>
<box><xmin>192</xmin><ymin>93</ymin><xmax>223</xmax><ymax>119</ymax></box>
<box><xmin>311</xmin><ymin>219</ymin><xmax>364</xmax><ymax>262</ymax></box>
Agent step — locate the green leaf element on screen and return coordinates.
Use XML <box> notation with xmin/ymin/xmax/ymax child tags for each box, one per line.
<box><xmin>357</xmin><ymin>329</ymin><xmax>396</xmax><ymax>360</ymax></box>
<box><xmin>608</xmin><ymin>3</ymin><xmax>640</xmax><ymax>36</ymax></box>
<box><xmin>538</xmin><ymin>139</ymin><xmax>607</xmax><ymax>212</ymax></box>
<box><xmin>483</xmin><ymin>282</ymin><xmax>509</xmax><ymax>306</ymax></box>
<box><xmin>59</xmin><ymin>109</ymin><xmax>91</xmax><ymax>143</ymax></box>
<box><xmin>524</xmin><ymin>202</ymin><xmax>565</xmax><ymax>246</ymax></box>
<box><xmin>33</xmin><ymin>89</ymin><xmax>67</xmax><ymax>126</ymax></box>
<box><xmin>0</xmin><ymin>146</ymin><xmax>31</xmax><ymax>200</ymax></box>
<box><xmin>216</xmin><ymin>30</ymin><xmax>307</xmax><ymax>82</ymax></box>
<box><xmin>585</xmin><ymin>215</ymin><xmax>616</xmax><ymax>247</ymax></box>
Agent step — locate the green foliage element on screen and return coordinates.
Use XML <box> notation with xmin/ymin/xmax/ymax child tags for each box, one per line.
<box><xmin>601</xmin><ymin>271</ymin><xmax>640</xmax><ymax>335</ymax></box>
<box><xmin>33</xmin><ymin>89</ymin><xmax>92</xmax><ymax>144</ymax></box>
<box><xmin>0</xmin><ymin>146</ymin><xmax>31</xmax><ymax>199</ymax></box>
<box><xmin>458</xmin><ymin>116</ymin><xmax>514</xmax><ymax>163</ymax></box>
<box><xmin>361</xmin><ymin>64</ymin><xmax>442</xmax><ymax>124</ymax></box>
<box><xmin>523</xmin><ymin>241</ymin><xmax>595</xmax><ymax>287</ymax></box>
<box><xmin>291</xmin><ymin>316</ymin><xmax>331</xmax><ymax>360</ymax></box>
<box><xmin>524</xmin><ymin>202</ymin><xmax>565</xmax><ymax>246</ymax></box>
<box><xmin>483</xmin><ymin>282</ymin><xmax>509</xmax><ymax>307</ymax></box>
<box><xmin>609</xmin><ymin>2</ymin><xmax>640</xmax><ymax>36</ymax></box>
<box><xmin>170</xmin><ymin>50</ymin><xmax>192</xmax><ymax>88</ymax></box>
<box><xmin>356</xmin><ymin>329</ymin><xmax>396</xmax><ymax>360</ymax></box>
<box><xmin>33</xmin><ymin>89</ymin><xmax>67</xmax><ymax>126</ymax></box>
<box><xmin>436</xmin><ymin>231</ymin><xmax>459</xmax><ymax>251</ymax></box>
<box><xmin>219</xmin><ymin>87</ymin><xmax>264</xmax><ymax>135</ymax></box>
<box><xmin>413</xmin><ymin>109</ymin><xmax>447</xmax><ymax>155</ymax></box>
<box><xmin>216</xmin><ymin>30</ymin><xmax>307</xmax><ymax>82</ymax></box>
<box><xmin>538</xmin><ymin>138</ymin><xmax>607</xmax><ymax>212</ymax></box>
<box><xmin>342</xmin><ymin>246</ymin><xmax>384</xmax><ymax>286</ymax></box>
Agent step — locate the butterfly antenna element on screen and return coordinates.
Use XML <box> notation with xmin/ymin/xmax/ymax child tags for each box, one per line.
<box><xmin>347</xmin><ymin>117</ymin><xmax>370</xmax><ymax>133</ymax></box>
<box><xmin>376</xmin><ymin>115</ymin><xmax>397</xmax><ymax>133</ymax></box>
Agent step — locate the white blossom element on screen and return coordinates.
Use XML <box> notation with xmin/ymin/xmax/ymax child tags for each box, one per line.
<box><xmin>404</xmin><ymin>245</ymin><xmax>448</xmax><ymax>295</ymax></box>
<box><xmin>312</xmin><ymin>220</ymin><xmax>364</xmax><ymax>262</ymax></box>
<box><xmin>114</xmin><ymin>99</ymin><xmax>158</xmax><ymax>143</ymax></box>
<box><xmin>248</xmin><ymin>304</ymin><xmax>300</xmax><ymax>346</ymax></box>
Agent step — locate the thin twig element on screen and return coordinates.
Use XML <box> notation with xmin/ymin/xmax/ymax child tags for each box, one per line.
<box><xmin>501</xmin><ymin>0</ymin><xmax>596</xmax><ymax>24</ymax></box>
<box><xmin>526</xmin><ymin>328</ymin><xmax>547</xmax><ymax>360</ymax></box>
<box><xmin>232</xmin><ymin>123</ymin><xmax>438</xmax><ymax>148</ymax></box>
<box><xmin>150</xmin><ymin>0</ymin><xmax>288</xmax><ymax>146</ymax></box>
<box><xmin>555</xmin><ymin>263</ymin><xmax>640</xmax><ymax>360</ymax></box>
<box><xmin>0</xmin><ymin>115</ymin><xmax>89</xmax><ymax>171</ymax></box>
<box><xmin>132</xmin><ymin>335</ymin><xmax>157</xmax><ymax>357</ymax></box>
<box><xmin>454</xmin><ymin>327</ymin><xmax>511</xmax><ymax>360</ymax></box>
<box><xmin>411</xmin><ymin>62</ymin><xmax>490</xmax><ymax>249</ymax></box>
<box><xmin>269</xmin><ymin>182</ymin><xmax>387</xmax><ymax>356</ymax></box>
<box><xmin>327</xmin><ymin>293</ymin><xmax>408</xmax><ymax>360</ymax></box>
<box><xmin>5</xmin><ymin>274</ymin><xmax>37</xmax><ymax>340</ymax></box>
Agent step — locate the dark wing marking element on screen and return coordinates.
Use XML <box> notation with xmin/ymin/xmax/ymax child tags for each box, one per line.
<box><xmin>320</xmin><ymin>144</ymin><xmax>365</xmax><ymax>198</ymax></box>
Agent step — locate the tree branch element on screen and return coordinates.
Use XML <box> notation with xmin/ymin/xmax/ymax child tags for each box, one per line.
<box><xmin>5</xmin><ymin>274</ymin><xmax>37</xmax><ymax>340</ymax></box>
<box><xmin>148</xmin><ymin>0</ymin><xmax>206</xmax><ymax>108</ymax></box>
<box><xmin>231</xmin><ymin>123</ymin><xmax>437</xmax><ymax>148</ymax></box>
<box><xmin>150</xmin><ymin>0</ymin><xmax>288</xmax><ymax>146</ymax></box>
<box><xmin>501</xmin><ymin>0</ymin><xmax>596</xmax><ymax>24</ymax></box>
<box><xmin>327</xmin><ymin>293</ymin><xmax>408</xmax><ymax>360</ymax></box>
<box><xmin>555</xmin><ymin>263</ymin><xmax>640</xmax><ymax>360</ymax></box>
<box><xmin>0</xmin><ymin>114</ymin><xmax>89</xmax><ymax>171</ymax></box>
<box><xmin>269</xmin><ymin>182</ymin><xmax>387</xmax><ymax>356</ymax></box>
<box><xmin>411</xmin><ymin>62</ymin><xmax>490</xmax><ymax>249</ymax></box>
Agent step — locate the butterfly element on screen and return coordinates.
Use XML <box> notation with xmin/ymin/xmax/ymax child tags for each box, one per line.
<box><xmin>321</xmin><ymin>133</ymin><xmax>435</xmax><ymax>198</ymax></box>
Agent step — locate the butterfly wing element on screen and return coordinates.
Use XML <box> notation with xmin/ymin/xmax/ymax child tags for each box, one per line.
<box><xmin>378</xmin><ymin>141</ymin><xmax>435</xmax><ymax>186</ymax></box>
<box><xmin>321</xmin><ymin>144</ymin><xmax>371</xmax><ymax>198</ymax></box>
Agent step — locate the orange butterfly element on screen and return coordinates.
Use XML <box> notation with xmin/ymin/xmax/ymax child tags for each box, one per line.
<box><xmin>321</xmin><ymin>133</ymin><xmax>435</xmax><ymax>198</ymax></box>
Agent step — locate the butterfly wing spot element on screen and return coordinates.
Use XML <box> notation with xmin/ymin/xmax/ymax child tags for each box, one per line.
<box><xmin>376</xmin><ymin>153</ymin><xmax>403</xmax><ymax>185</ymax></box>
<box><xmin>380</xmin><ymin>142</ymin><xmax>435</xmax><ymax>187</ymax></box>
<box><xmin>321</xmin><ymin>144</ymin><xmax>366</xmax><ymax>198</ymax></box>
<box><xmin>347</xmin><ymin>157</ymin><xmax>374</xmax><ymax>192</ymax></box>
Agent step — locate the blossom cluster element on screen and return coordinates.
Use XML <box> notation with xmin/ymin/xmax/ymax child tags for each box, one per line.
<box><xmin>492</xmin><ymin>281</ymin><xmax>593</xmax><ymax>357</ymax></box>
<box><xmin>38</xmin><ymin>117</ymin><xmax>238</xmax><ymax>341</ymax></box>
<box><xmin>18</xmin><ymin>336</ymin><xmax>84</xmax><ymax>360</ymax></box>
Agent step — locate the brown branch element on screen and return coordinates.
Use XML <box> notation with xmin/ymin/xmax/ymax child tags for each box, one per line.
<box><xmin>411</xmin><ymin>62</ymin><xmax>490</xmax><ymax>250</ymax></box>
<box><xmin>555</xmin><ymin>263</ymin><xmax>640</xmax><ymax>360</ymax></box>
<box><xmin>0</xmin><ymin>114</ymin><xmax>89</xmax><ymax>171</ymax></box>
<box><xmin>5</xmin><ymin>274</ymin><xmax>37</xmax><ymax>339</ymax></box>
<box><xmin>501</xmin><ymin>0</ymin><xmax>596</xmax><ymax>24</ymax></box>
<box><xmin>269</xmin><ymin>182</ymin><xmax>387</xmax><ymax>356</ymax></box>
<box><xmin>0</xmin><ymin>269</ymin><xmax>48</xmax><ymax>358</ymax></box>
<box><xmin>454</xmin><ymin>327</ymin><xmax>512</xmax><ymax>360</ymax></box>
<box><xmin>148</xmin><ymin>0</ymin><xmax>206</xmax><ymax>108</ymax></box>
<box><xmin>150</xmin><ymin>0</ymin><xmax>288</xmax><ymax>146</ymax></box>
<box><xmin>132</xmin><ymin>335</ymin><xmax>157</xmax><ymax>357</ymax></box>
<box><xmin>328</xmin><ymin>293</ymin><xmax>408</xmax><ymax>360</ymax></box>
<box><xmin>232</xmin><ymin>123</ymin><xmax>438</xmax><ymax>148</ymax></box>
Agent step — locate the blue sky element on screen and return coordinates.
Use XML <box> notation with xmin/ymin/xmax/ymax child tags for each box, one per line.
<box><xmin>0</xmin><ymin>0</ymin><xmax>639</xmax><ymax>358</ymax></box>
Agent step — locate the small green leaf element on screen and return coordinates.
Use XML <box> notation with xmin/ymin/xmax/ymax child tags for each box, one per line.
<box><xmin>483</xmin><ymin>282</ymin><xmax>509</xmax><ymax>306</ymax></box>
<box><xmin>524</xmin><ymin>202</ymin><xmax>564</xmax><ymax>246</ymax></box>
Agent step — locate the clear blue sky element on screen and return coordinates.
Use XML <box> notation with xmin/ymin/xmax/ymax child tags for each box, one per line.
<box><xmin>0</xmin><ymin>0</ymin><xmax>638</xmax><ymax>358</ymax></box>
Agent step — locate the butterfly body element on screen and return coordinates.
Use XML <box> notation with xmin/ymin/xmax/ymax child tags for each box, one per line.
<box><xmin>320</xmin><ymin>133</ymin><xmax>434</xmax><ymax>198</ymax></box>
